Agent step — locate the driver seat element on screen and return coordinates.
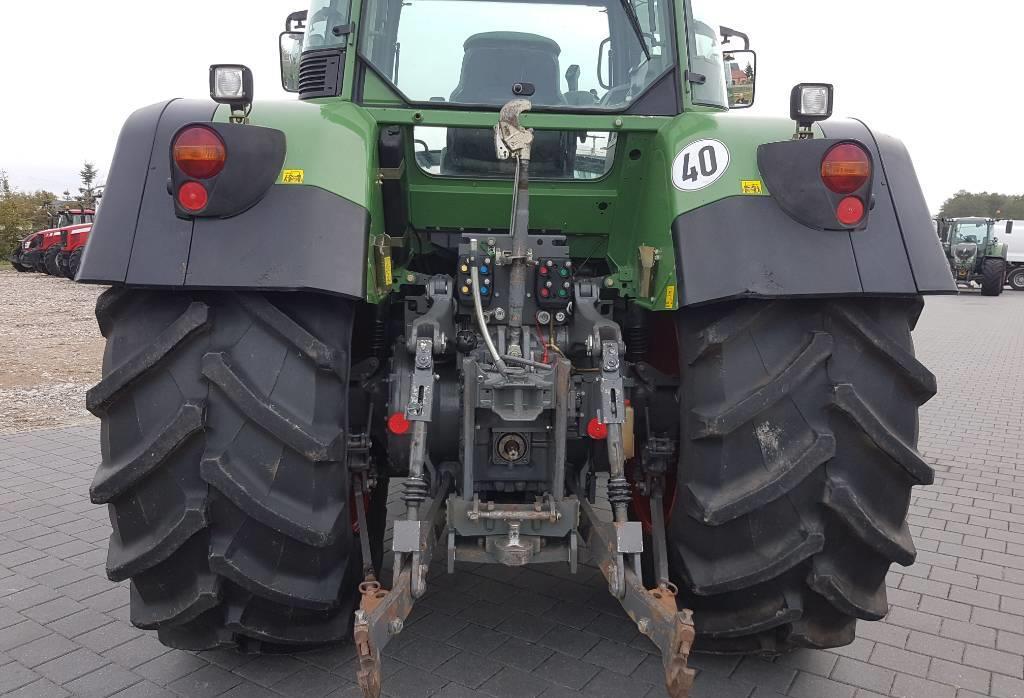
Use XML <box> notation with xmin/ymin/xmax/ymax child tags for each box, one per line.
<box><xmin>443</xmin><ymin>32</ymin><xmax>576</xmax><ymax>178</ymax></box>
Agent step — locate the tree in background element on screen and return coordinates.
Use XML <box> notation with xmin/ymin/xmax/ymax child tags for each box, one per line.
<box><xmin>0</xmin><ymin>171</ymin><xmax>59</xmax><ymax>256</ymax></box>
<box><xmin>939</xmin><ymin>190</ymin><xmax>1024</xmax><ymax>219</ymax></box>
<box><xmin>0</xmin><ymin>172</ymin><xmax>18</xmax><ymax>255</ymax></box>
<box><xmin>78</xmin><ymin>162</ymin><xmax>99</xmax><ymax>209</ymax></box>
<box><xmin>32</xmin><ymin>192</ymin><xmax>58</xmax><ymax>230</ymax></box>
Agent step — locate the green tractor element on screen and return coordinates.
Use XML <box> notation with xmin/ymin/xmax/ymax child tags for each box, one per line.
<box><xmin>78</xmin><ymin>1</ymin><xmax>956</xmax><ymax>695</ymax></box>
<box><xmin>941</xmin><ymin>217</ymin><xmax>1008</xmax><ymax>295</ymax></box>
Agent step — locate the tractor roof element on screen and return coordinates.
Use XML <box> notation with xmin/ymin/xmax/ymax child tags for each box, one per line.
<box><xmin>463</xmin><ymin>31</ymin><xmax>561</xmax><ymax>53</ymax></box>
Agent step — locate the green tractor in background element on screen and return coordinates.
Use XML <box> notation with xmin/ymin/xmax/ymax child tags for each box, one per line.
<box><xmin>940</xmin><ymin>217</ymin><xmax>1008</xmax><ymax>295</ymax></box>
<box><xmin>78</xmin><ymin>0</ymin><xmax>956</xmax><ymax>695</ymax></box>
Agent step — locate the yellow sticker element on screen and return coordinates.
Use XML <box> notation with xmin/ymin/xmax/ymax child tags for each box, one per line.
<box><xmin>382</xmin><ymin>255</ymin><xmax>393</xmax><ymax>283</ymax></box>
<box><xmin>664</xmin><ymin>284</ymin><xmax>676</xmax><ymax>309</ymax></box>
<box><xmin>741</xmin><ymin>180</ymin><xmax>763</xmax><ymax>195</ymax></box>
<box><xmin>282</xmin><ymin>169</ymin><xmax>305</xmax><ymax>184</ymax></box>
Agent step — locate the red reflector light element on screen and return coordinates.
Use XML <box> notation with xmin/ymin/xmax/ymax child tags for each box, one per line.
<box><xmin>836</xmin><ymin>196</ymin><xmax>865</xmax><ymax>226</ymax></box>
<box><xmin>821</xmin><ymin>143</ymin><xmax>870</xmax><ymax>194</ymax></box>
<box><xmin>173</xmin><ymin>126</ymin><xmax>226</xmax><ymax>179</ymax></box>
<box><xmin>387</xmin><ymin>412</ymin><xmax>411</xmax><ymax>435</ymax></box>
<box><xmin>177</xmin><ymin>182</ymin><xmax>209</xmax><ymax>212</ymax></box>
<box><xmin>587</xmin><ymin>417</ymin><xmax>608</xmax><ymax>440</ymax></box>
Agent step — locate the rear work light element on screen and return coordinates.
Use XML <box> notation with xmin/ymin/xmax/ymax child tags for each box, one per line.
<box><xmin>173</xmin><ymin>126</ymin><xmax>226</xmax><ymax>179</ymax></box>
<box><xmin>821</xmin><ymin>143</ymin><xmax>871</xmax><ymax>194</ymax></box>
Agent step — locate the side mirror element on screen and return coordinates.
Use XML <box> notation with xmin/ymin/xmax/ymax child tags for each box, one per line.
<box><xmin>724</xmin><ymin>50</ymin><xmax>756</xmax><ymax>108</ymax></box>
<box><xmin>280</xmin><ymin>32</ymin><xmax>304</xmax><ymax>93</ymax></box>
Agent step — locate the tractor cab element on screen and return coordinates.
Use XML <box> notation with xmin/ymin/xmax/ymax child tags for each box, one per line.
<box><xmin>950</xmin><ymin>217</ymin><xmax>994</xmax><ymax>247</ymax></box>
<box><xmin>349</xmin><ymin>0</ymin><xmax>678</xmax><ymax>112</ymax></box>
<box><xmin>53</xmin><ymin>208</ymin><xmax>95</xmax><ymax>228</ymax></box>
<box><xmin>345</xmin><ymin>0</ymin><xmax>718</xmax><ymax>182</ymax></box>
<box><xmin>283</xmin><ymin>0</ymin><xmax>756</xmax><ymax>183</ymax></box>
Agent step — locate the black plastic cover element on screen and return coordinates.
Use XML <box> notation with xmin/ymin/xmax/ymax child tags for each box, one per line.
<box><xmin>186</xmin><ymin>184</ymin><xmax>368</xmax><ymax>296</ymax></box>
<box><xmin>820</xmin><ymin>119</ymin><xmax>955</xmax><ymax>294</ymax></box>
<box><xmin>378</xmin><ymin>125</ymin><xmax>409</xmax><ymax>236</ymax></box>
<box><xmin>757</xmin><ymin>137</ymin><xmax>872</xmax><ymax>231</ymax></box>
<box><xmin>299</xmin><ymin>48</ymin><xmax>345</xmax><ymax>99</ymax></box>
<box><xmin>127</xmin><ymin>99</ymin><xmax>218</xmax><ymax>286</ymax></box>
<box><xmin>170</xmin><ymin>122</ymin><xmax>286</xmax><ymax>218</ymax></box>
<box><xmin>79</xmin><ymin>99</ymin><xmax>215</xmax><ymax>286</ymax></box>
<box><xmin>673</xmin><ymin>196</ymin><xmax>864</xmax><ymax>306</ymax></box>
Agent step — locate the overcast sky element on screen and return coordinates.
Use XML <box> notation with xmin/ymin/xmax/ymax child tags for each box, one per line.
<box><xmin>1</xmin><ymin>0</ymin><xmax>1021</xmax><ymax>213</ymax></box>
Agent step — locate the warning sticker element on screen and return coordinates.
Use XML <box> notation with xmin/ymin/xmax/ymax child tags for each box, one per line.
<box><xmin>282</xmin><ymin>169</ymin><xmax>305</xmax><ymax>184</ymax></box>
<box><xmin>664</xmin><ymin>284</ymin><xmax>676</xmax><ymax>309</ymax></box>
<box><xmin>741</xmin><ymin>180</ymin><xmax>764</xmax><ymax>195</ymax></box>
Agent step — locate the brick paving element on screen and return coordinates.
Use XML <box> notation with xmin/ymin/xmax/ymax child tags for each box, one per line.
<box><xmin>1</xmin><ymin>291</ymin><xmax>1023</xmax><ymax>697</ymax></box>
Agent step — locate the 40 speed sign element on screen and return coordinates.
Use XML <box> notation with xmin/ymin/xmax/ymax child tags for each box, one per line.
<box><xmin>671</xmin><ymin>139</ymin><xmax>730</xmax><ymax>191</ymax></box>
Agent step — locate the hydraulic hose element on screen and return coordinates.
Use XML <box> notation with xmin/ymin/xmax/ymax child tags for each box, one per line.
<box><xmin>469</xmin><ymin>238</ymin><xmax>508</xmax><ymax>375</ymax></box>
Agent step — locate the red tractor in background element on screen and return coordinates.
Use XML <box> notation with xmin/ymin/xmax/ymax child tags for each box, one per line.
<box><xmin>56</xmin><ymin>225</ymin><xmax>92</xmax><ymax>279</ymax></box>
<box><xmin>10</xmin><ymin>230</ymin><xmax>45</xmax><ymax>272</ymax></box>
<box><xmin>58</xmin><ymin>188</ymin><xmax>103</xmax><ymax>278</ymax></box>
<box><xmin>9</xmin><ymin>207</ymin><xmax>95</xmax><ymax>275</ymax></box>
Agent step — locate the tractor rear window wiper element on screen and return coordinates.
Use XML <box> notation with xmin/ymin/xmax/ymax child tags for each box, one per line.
<box><xmin>618</xmin><ymin>0</ymin><xmax>651</xmax><ymax>61</ymax></box>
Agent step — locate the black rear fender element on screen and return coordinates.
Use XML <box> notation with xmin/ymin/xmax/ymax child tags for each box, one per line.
<box><xmin>672</xmin><ymin>119</ymin><xmax>955</xmax><ymax>307</ymax></box>
<box><xmin>78</xmin><ymin>99</ymin><xmax>369</xmax><ymax>299</ymax></box>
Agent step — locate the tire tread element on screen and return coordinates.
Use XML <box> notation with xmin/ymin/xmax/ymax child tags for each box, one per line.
<box><xmin>91</xmin><ymin>290</ymin><xmax>372</xmax><ymax>649</ymax></box>
<box><xmin>671</xmin><ymin>298</ymin><xmax>934</xmax><ymax>653</ymax></box>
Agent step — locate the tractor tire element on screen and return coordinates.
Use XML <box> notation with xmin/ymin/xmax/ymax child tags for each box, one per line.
<box><xmin>1007</xmin><ymin>267</ymin><xmax>1024</xmax><ymax>292</ymax></box>
<box><xmin>12</xmin><ymin>262</ymin><xmax>30</xmax><ymax>272</ymax></box>
<box><xmin>44</xmin><ymin>247</ymin><xmax>61</xmax><ymax>276</ymax></box>
<box><xmin>980</xmin><ymin>258</ymin><xmax>1006</xmax><ymax>296</ymax></box>
<box><xmin>68</xmin><ymin>248</ymin><xmax>84</xmax><ymax>280</ymax></box>
<box><xmin>669</xmin><ymin>298</ymin><xmax>935</xmax><ymax>654</ymax></box>
<box><xmin>56</xmin><ymin>253</ymin><xmax>70</xmax><ymax>279</ymax></box>
<box><xmin>88</xmin><ymin>289</ymin><xmax>386</xmax><ymax>651</ymax></box>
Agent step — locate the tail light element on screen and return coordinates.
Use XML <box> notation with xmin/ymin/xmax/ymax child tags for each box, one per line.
<box><xmin>836</xmin><ymin>196</ymin><xmax>865</xmax><ymax>226</ymax></box>
<box><xmin>821</xmin><ymin>143</ymin><xmax>871</xmax><ymax>194</ymax></box>
<box><xmin>172</xmin><ymin>126</ymin><xmax>226</xmax><ymax>179</ymax></box>
<box><xmin>587</xmin><ymin>417</ymin><xmax>608</xmax><ymax>440</ymax></box>
<box><xmin>387</xmin><ymin>412</ymin><xmax>411</xmax><ymax>435</ymax></box>
<box><xmin>177</xmin><ymin>182</ymin><xmax>209</xmax><ymax>212</ymax></box>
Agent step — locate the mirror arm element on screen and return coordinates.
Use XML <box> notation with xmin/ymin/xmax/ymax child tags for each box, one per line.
<box><xmin>286</xmin><ymin>10</ymin><xmax>308</xmax><ymax>32</ymax></box>
<box><xmin>719</xmin><ymin>26</ymin><xmax>749</xmax><ymax>50</ymax></box>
